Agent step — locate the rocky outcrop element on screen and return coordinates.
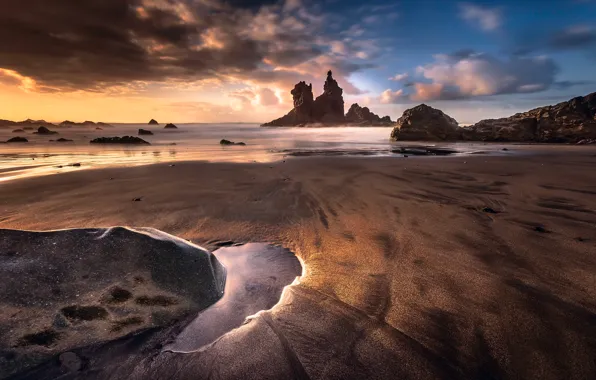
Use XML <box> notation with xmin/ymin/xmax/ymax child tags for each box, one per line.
<box><xmin>60</xmin><ymin>120</ymin><xmax>111</xmax><ymax>127</ymax></box>
<box><xmin>220</xmin><ymin>139</ymin><xmax>246</xmax><ymax>146</ymax></box>
<box><xmin>90</xmin><ymin>136</ymin><xmax>150</xmax><ymax>145</ymax></box>
<box><xmin>262</xmin><ymin>81</ymin><xmax>315</xmax><ymax>126</ymax></box>
<box><xmin>345</xmin><ymin>104</ymin><xmax>394</xmax><ymax>126</ymax></box>
<box><xmin>391</xmin><ymin>104</ymin><xmax>460</xmax><ymax>141</ymax></box>
<box><xmin>149</xmin><ymin>119</ymin><xmax>159</xmax><ymax>125</ymax></box>
<box><xmin>34</xmin><ymin>126</ymin><xmax>58</xmax><ymax>135</ymax></box>
<box><xmin>138</xmin><ymin>129</ymin><xmax>153</xmax><ymax>135</ymax></box>
<box><xmin>6</xmin><ymin>137</ymin><xmax>28</xmax><ymax>143</ymax></box>
<box><xmin>0</xmin><ymin>119</ymin><xmax>55</xmax><ymax>128</ymax></box>
<box><xmin>164</xmin><ymin>123</ymin><xmax>178</xmax><ymax>129</ymax></box>
<box><xmin>461</xmin><ymin>92</ymin><xmax>596</xmax><ymax>142</ymax></box>
<box><xmin>263</xmin><ymin>71</ymin><xmax>392</xmax><ymax>127</ymax></box>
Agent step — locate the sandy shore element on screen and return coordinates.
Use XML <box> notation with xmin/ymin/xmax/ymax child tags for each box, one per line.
<box><xmin>1</xmin><ymin>150</ymin><xmax>596</xmax><ymax>379</ymax></box>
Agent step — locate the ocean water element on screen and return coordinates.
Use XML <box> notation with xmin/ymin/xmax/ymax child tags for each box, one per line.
<box><xmin>0</xmin><ymin>123</ymin><xmax>503</xmax><ymax>182</ymax></box>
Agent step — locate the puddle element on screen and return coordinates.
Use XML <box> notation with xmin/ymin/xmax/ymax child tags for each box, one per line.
<box><xmin>165</xmin><ymin>243</ymin><xmax>303</xmax><ymax>353</ymax></box>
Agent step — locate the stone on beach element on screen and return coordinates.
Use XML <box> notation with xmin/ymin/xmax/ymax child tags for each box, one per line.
<box><xmin>0</xmin><ymin>227</ymin><xmax>226</xmax><ymax>378</ymax></box>
<box><xmin>220</xmin><ymin>139</ymin><xmax>246</xmax><ymax>146</ymax></box>
<box><xmin>34</xmin><ymin>126</ymin><xmax>59</xmax><ymax>135</ymax></box>
<box><xmin>138</xmin><ymin>129</ymin><xmax>153</xmax><ymax>135</ymax></box>
<box><xmin>90</xmin><ymin>136</ymin><xmax>150</xmax><ymax>145</ymax></box>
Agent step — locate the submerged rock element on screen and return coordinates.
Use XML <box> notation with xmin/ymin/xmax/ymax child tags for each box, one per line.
<box><xmin>0</xmin><ymin>227</ymin><xmax>226</xmax><ymax>377</ymax></box>
<box><xmin>6</xmin><ymin>136</ymin><xmax>28</xmax><ymax>143</ymax></box>
<box><xmin>220</xmin><ymin>139</ymin><xmax>246</xmax><ymax>146</ymax></box>
<box><xmin>55</xmin><ymin>138</ymin><xmax>74</xmax><ymax>142</ymax></box>
<box><xmin>90</xmin><ymin>136</ymin><xmax>150</xmax><ymax>145</ymax></box>
<box><xmin>148</xmin><ymin>119</ymin><xmax>159</xmax><ymax>125</ymax></box>
<box><xmin>138</xmin><ymin>129</ymin><xmax>154</xmax><ymax>135</ymax></box>
<box><xmin>164</xmin><ymin>123</ymin><xmax>178</xmax><ymax>129</ymax></box>
<box><xmin>34</xmin><ymin>126</ymin><xmax>58</xmax><ymax>135</ymax></box>
<box><xmin>391</xmin><ymin>104</ymin><xmax>460</xmax><ymax>141</ymax></box>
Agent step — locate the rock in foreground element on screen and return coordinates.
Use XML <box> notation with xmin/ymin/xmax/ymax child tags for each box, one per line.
<box><xmin>90</xmin><ymin>136</ymin><xmax>150</xmax><ymax>145</ymax></box>
<box><xmin>391</xmin><ymin>104</ymin><xmax>460</xmax><ymax>141</ymax></box>
<box><xmin>0</xmin><ymin>227</ymin><xmax>226</xmax><ymax>378</ymax></box>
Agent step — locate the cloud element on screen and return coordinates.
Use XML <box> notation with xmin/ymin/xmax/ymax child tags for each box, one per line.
<box><xmin>0</xmin><ymin>0</ymin><xmax>372</xmax><ymax>97</ymax></box>
<box><xmin>230</xmin><ymin>87</ymin><xmax>281</xmax><ymax>107</ymax></box>
<box><xmin>549</xmin><ymin>25</ymin><xmax>596</xmax><ymax>50</ymax></box>
<box><xmin>458</xmin><ymin>3</ymin><xmax>502</xmax><ymax>31</ymax></box>
<box><xmin>389</xmin><ymin>73</ymin><xmax>409</xmax><ymax>81</ymax></box>
<box><xmin>380</xmin><ymin>89</ymin><xmax>405</xmax><ymax>103</ymax></box>
<box><xmin>412</xmin><ymin>53</ymin><xmax>558</xmax><ymax>100</ymax></box>
<box><xmin>379</xmin><ymin>52</ymin><xmax>564</xmax><ymax>104</ymax></box>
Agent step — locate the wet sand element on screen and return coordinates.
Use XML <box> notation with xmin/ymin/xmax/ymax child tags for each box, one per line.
<box><xmin>1</xmin><ymin>150</ymin><xmax>596</xmax><ymax>379</ymax></box>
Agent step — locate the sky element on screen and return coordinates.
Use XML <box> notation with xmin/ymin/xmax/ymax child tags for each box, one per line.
<box><xmin>0</xmin><ymin>0</ymin><xmax>595</xmax><ymax>124</ymax></box>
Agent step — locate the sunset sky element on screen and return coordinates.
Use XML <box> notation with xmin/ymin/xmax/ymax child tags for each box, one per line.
<box><xmin>1</xmin><ymin>0</ymin><xmax>595</xmax><ymax>124</ymax></box>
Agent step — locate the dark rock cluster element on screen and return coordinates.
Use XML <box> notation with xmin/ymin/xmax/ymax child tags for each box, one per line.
<box><xmin>262</xmin><ymin>71</ymin><xmax>392</xmax><ymax>127</ymax></box>
<box><xmin>90</xmin><ymin>136</ymin><xmax>150</xmax><ymax>145</ymax></box>
<box><xmin>391</xmin><ymin>92</ymin><xmax>596</xmax><ymax>143</ymax></box>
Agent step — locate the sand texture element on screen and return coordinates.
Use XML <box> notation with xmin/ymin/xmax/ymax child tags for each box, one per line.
<box><xmin>1</xmin><ymin>149</ymin><xmax>596</xmax><ymax>379</ymax></box>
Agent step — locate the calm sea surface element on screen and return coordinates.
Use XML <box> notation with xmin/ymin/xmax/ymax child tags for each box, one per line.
<box><xmin>0</xmin><ymin>123</ymin><xmax>521</xmax><ymax>182</ymax></box>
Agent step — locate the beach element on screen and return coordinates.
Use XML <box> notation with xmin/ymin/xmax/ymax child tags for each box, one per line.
<box><xmin>1</xmin><ymin>148</ymin><xmax>596</xmax><ymax>379</ymax></box>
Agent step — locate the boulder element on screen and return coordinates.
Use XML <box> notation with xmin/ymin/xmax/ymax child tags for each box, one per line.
<box><xmin>391</xmin><ymin>104</ymin><xmax>460</xmax><ymax>141</ymax></box>
<box><xmin>34</xmin><ymin>126</ymin><xmax>58</xmax><ymax>135</ymax></box>
<box><xmin>0</xmin><ymin>227</ymin><xmax>226</xmax><ymax>377</ymax></box>
<box><xmin>90</xmin><ymin>136</ymin><xmax>150</xmax><ymax>145</ymax></box>
<box><xmin>220</xmin><ymin>139</ymin><xmax>246</xmax><ymax>146</ymax></box>
<box><xmin>138</xmin><ymin>129</ymin><xmax>154</xmax><ymax>135</ymax></box>
<box><xmin>462</xmin><ymin>92</ymin><xmax>596</xmax><ymax>142</ymax></box>
<box><xmin>164</xmin><ymin>123</ymin><xmax>178</xmax><ymax>129</ymax></box>
<box><xmin>345</xmin><ymin>104</ymin><xmax>394</xmax><ymax>126</ymax></box>
<box><xmin>6</xmin><ymin>137</ymin><xmax>28</xmax><ymax>143</ymax></box>
<box><xmin>148</xmin><ymin>119</ymin><xmax>159</xmax><ymax>125</ymax></box>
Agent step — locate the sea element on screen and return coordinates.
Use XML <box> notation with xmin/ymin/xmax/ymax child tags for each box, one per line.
<box><xmin>0</xmin><ymin>123</ymin><xmax>518</xmax><ymax>182</ymax></box>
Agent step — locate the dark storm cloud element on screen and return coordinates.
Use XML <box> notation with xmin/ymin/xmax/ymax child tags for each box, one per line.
<box><xmin>548</xmin><ymin>26</ymin><xmax>596</xmax><ymax>50</ymax></box>
<box><xmin>0</xmin><ymin>0</ymin><xmax>367</xmax><ymax>91</ymax></box>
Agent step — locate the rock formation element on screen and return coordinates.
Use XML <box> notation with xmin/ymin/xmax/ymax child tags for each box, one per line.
<box><xmin>345</xmin><ymin>104</ymin><xmax>394</xmax><ymax>126</ymax></box>
<box><xmin>6</xmin><ymin>137</ymin><xmax>28</xmax><ymax>143</ymax></box>
<box><xmin>34</xmin><ymin>126</ymin><xmax>58</xmax><ymax>135</ymax></box>
<box><xmin>262</xmin><ymin>70</ymin><xmax>392</xmax><ymax>127</ymax></box>
<box><xmin>390</xmin><ymin>104</ymin><xmax>460</xmax><ymax>141</ymax></box>
<box><xmin>164</xmin><ymin>123</ymin><xmax>178</xmax><ymax>129</ymax></box>
<box><xmin>59</xmin><ymin>120</ymin><xmax>111</xmax><ymax>127</ymax></box>
<box><xmin>149</xmin><ymin>119</ymin><xmax>159</xmax><ymax>125</ymax></box>
<box><xmin>90</xmin><ymin>136</ymin><xmax>150</xmax><ymax>145</ymax></box>
<box><xmin>220</xmin><ymin>139</ymin><xmax>246</xmax><ymax>146</ymax></box>
<box><xmin>138</xmin><ymin>129</ymin><xmax>153</xmax><ymax>135</ymax></box>
<box><xmin>461</xmin><ymin>92</ymin><xmax>596</xmax><ymax>142</ymax></box>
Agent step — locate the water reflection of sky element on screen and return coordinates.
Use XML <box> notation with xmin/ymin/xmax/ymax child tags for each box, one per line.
<box><xmin>0</xmin><ymin>123</ymin><xmax>505</xmax><ymax>182</ymax></box>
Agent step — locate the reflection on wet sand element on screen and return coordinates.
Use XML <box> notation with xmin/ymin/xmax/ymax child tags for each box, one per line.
<box><xmin>167</xmin><ymin>243</ymin><xmax>302</xmax><ymax>353</ymax></box>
